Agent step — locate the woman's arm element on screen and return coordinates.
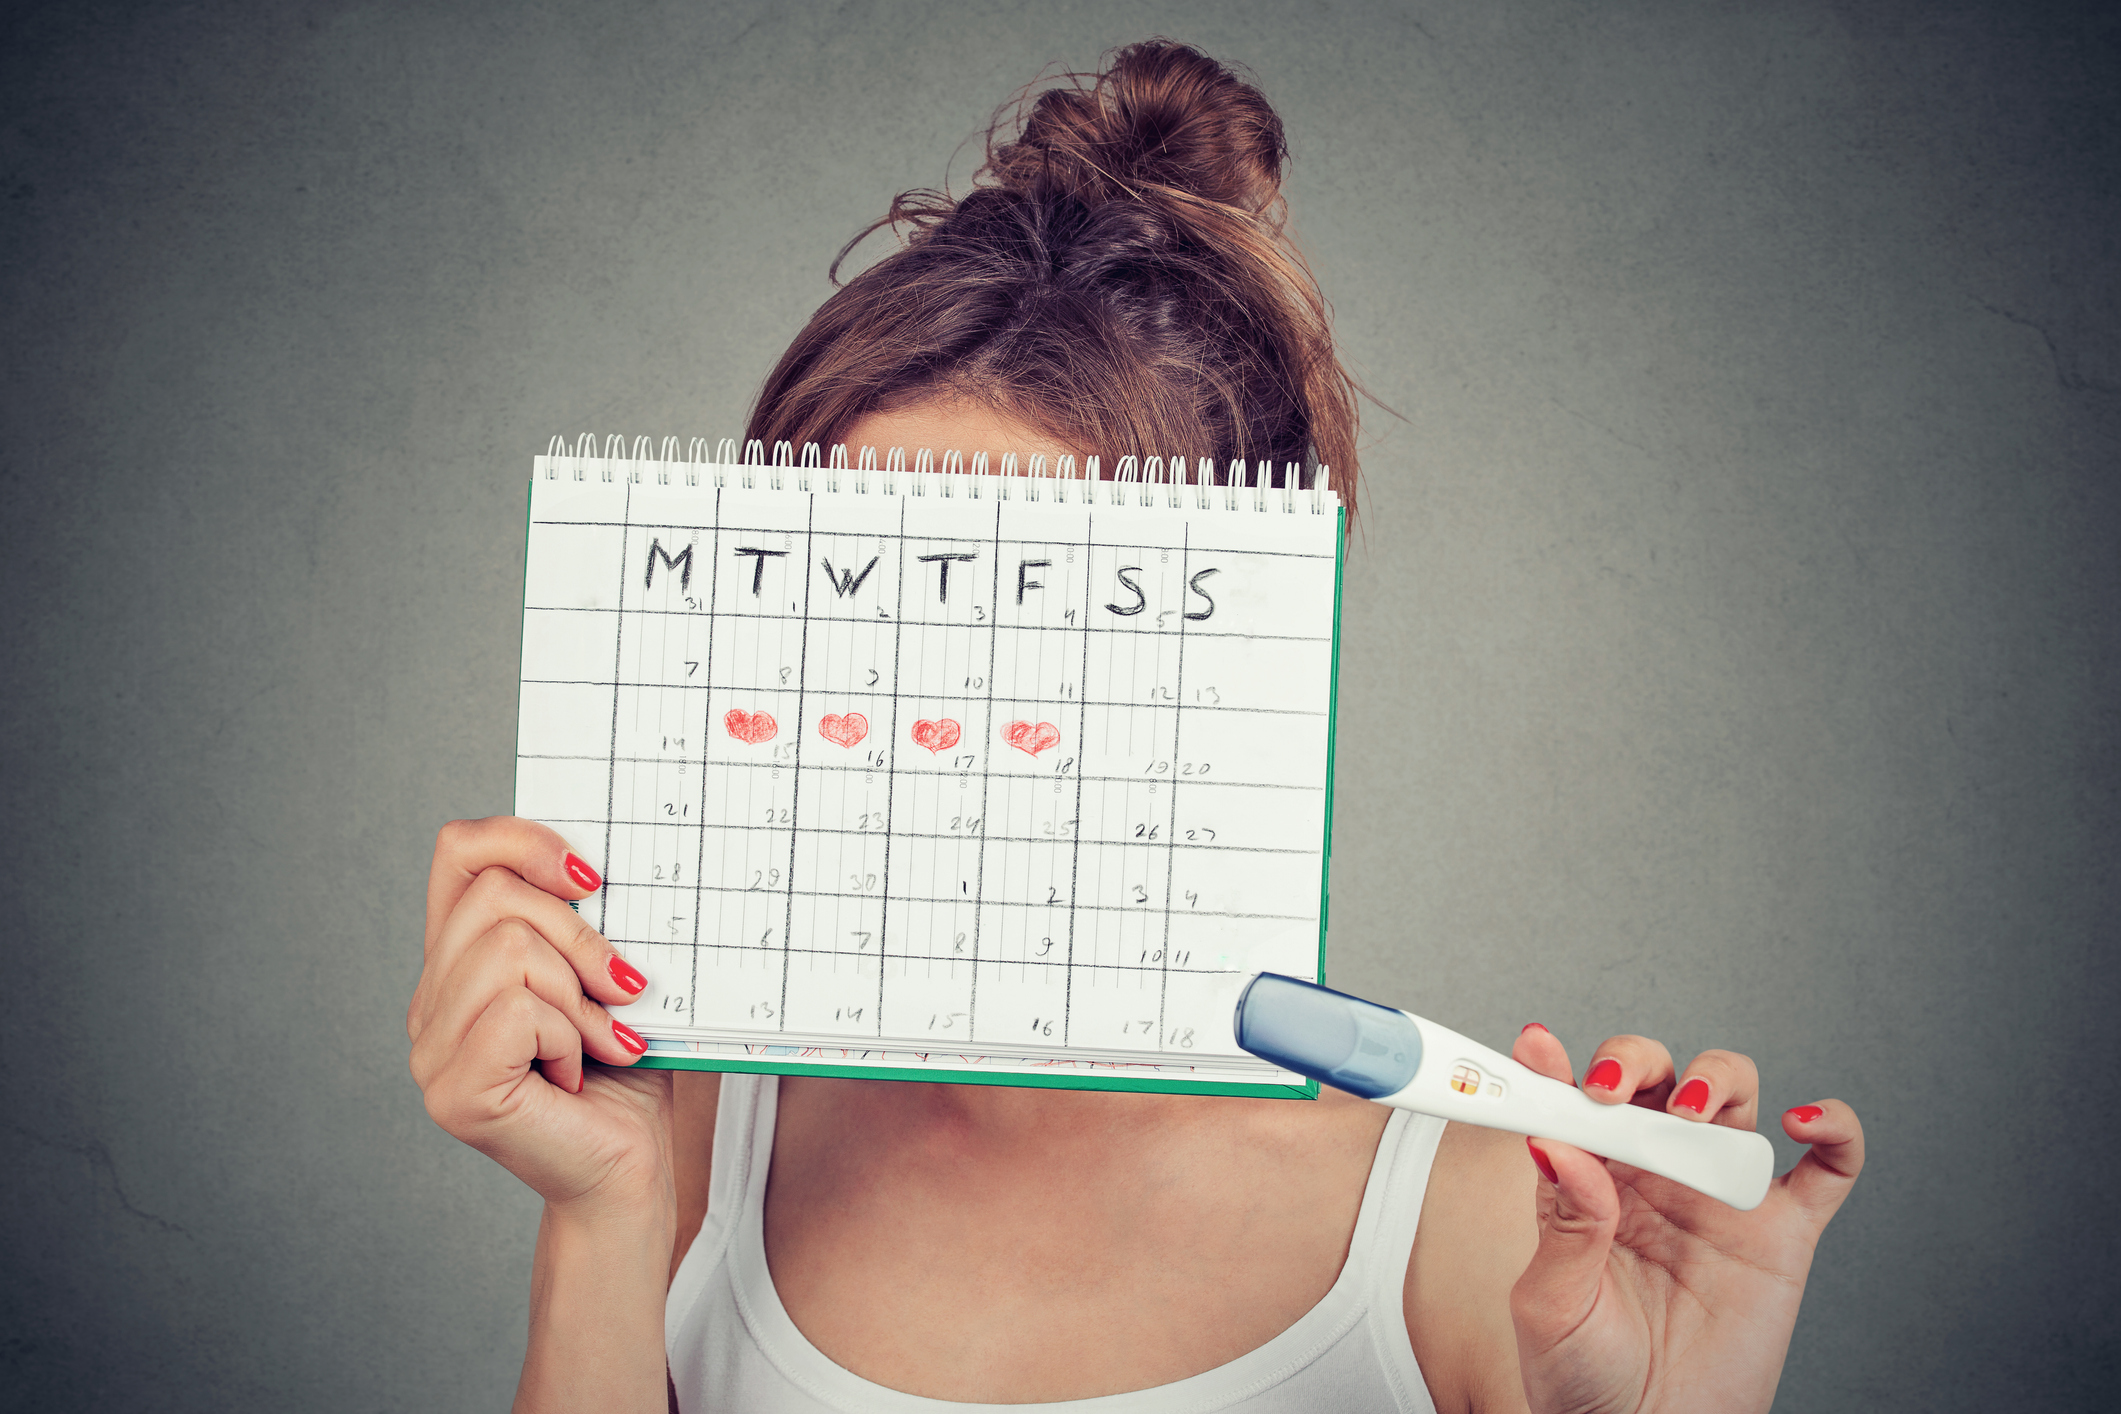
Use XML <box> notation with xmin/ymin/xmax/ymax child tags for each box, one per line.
<box><xmin>406</xmin><ymin>817</ymin><xmax>679</xmax><ymax>1414</ymax></box>
<box><xmin>521</xmin><ymin>1187</ymin><xmax>676</xmax><ymax>1413</ymax></box>
<box><xmin>512</xmin><ymin>953</ymin><xmax>720</xmax><ymax>1414</ymax></box>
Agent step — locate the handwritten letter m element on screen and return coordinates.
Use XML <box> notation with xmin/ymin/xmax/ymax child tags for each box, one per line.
<box><xmin>645</xmin><ymin>538</ymin><xmax>694</xmax><ymax>592</ymax></box>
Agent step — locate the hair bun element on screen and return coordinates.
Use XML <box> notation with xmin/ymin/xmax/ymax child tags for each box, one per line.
<box><xmin>783</xmin><ymin>38</ymin><xmax>1365</xmax><ymax>525</ymax></box>
<box><xmin>984</xmin><ymin>40</ymin><xmax>1288</xmax><ymax>216</ymax></box>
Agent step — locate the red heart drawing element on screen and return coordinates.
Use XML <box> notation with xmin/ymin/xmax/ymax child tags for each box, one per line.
<box><xmin>1002</xmin><ymin>720</ymin><xmax>1061</xmax><ymax>756</ymax></box>
<box><xmin>724</xmin><ymin>709</ymin><xmax>778</xmax><ymax>744</ymax></box>
<box><xmin>911</xmin><ymin>718</ymin><xmax>962</xmax><ymax>753</ymax></box>
<box><xmin>818</xmin><ymin>712</ymin><xmax>869</xmax><ymax>748</ymax></box>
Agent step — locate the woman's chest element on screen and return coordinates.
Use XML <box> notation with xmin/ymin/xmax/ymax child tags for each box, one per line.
<box><xmin>757</xmin><ymin>1089</ymin><xmax>1390</xmax><ymax>1403</ymax></box>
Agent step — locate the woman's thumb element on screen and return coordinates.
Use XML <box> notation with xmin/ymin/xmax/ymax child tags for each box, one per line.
<box><xmin>1509</xmin><ymin>1138</ymin><xmax>1621</xmax><ymax>1355</ymax></box>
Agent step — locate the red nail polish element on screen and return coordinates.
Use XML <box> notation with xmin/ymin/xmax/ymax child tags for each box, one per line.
<box><xmin>1787</xmin><ymin>1104</ymin><xmax>1825</xmax><ymax>1125</ymax></box>
<box><xmin>607</xmin><ymin>954</ymin><xmax>647</xmax><ymax>994</ymax></box>
<box><xmin>1527</xmin><ymin>1137</ymin><xmax>1559</xmax><ymax>1184</ymax></box>
<box><xmin>564</xmin><ymin>852</ymin><xmax>602</xmax><ymax>892</ymax></box>
<box><xmin>1674</xmin><ymin>1077</ymin><xmax>1711</xmax><ymax>1114</ymax></box>
<box><xmin>613</xmin><ymin>1020</ymin><xmax>647</xmax><ymax>1055</ymax></box>
<box><xmin>1520</xmin><ymin>1021</ymin><xmax>1548</xmax><ymax>1034</ymax></box>
<box><xmin>1584</xmin><ymin>1057</ymin><xmax>1624</xmax><ymax>1091</ymax></box>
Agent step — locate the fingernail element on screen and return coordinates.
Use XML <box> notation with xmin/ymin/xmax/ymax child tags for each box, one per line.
<box><xmin>1527</xmin><ymin>1137</ymin><xmax>1559</xmax><ymax>1184</ymax></box>
<box><xmin>1786</xmin><ymin>1104</ymin><xmax>1825</xmax><ymax>1125</ymax></box>
<box><xmin>1584</xmin><ymin>1057</ymin><xmax>1624</xmax><ymax>1091</ymax></box>
<box><xmin>564</xmin><ymin>852</ymin><xmax>602</xmax><ymax>891</ymax></box>
<box><xmin>613</xmin><ymin>1020</ymin><xmax>647</xmax><ymax>1055</ymax></box>
<box><xmin>607</xmin><ymin>954</ymin><xmax>647</xmax><ymax>994</ymax></box>
<box><xmin>1520</xmin><ymin>1021</ymin><xmax>1548</xmax><ymax>1034</ymax></box>
<box><xmin>1674</xmin><ymin>1077</ymin><xmax>1712</xmax><ymax>1114</ymax></box>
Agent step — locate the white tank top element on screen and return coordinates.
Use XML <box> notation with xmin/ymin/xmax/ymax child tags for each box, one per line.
<box><xmin>667</xmin><ymin>1075</ymin><xmax>1444</xmax><ymax>1413</ymax></box>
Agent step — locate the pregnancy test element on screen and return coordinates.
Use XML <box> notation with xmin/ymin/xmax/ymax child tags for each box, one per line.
<box><xmin>1233</xmin><ymin>972</ymin><xmax>1774</xmax><ymax>1210</ymax></box>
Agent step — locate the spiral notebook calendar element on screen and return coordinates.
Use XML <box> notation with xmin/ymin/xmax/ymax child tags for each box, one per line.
<box><xmin>514</xmin><ymin>437</ymin><xmax>1343</xmax><ymax>1097</ymax></box>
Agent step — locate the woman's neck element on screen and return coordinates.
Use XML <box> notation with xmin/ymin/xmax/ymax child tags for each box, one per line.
<box><xmin>776</xmin><ymin>1075</ymin><xmax>1383</xmax><ymax>1204</ymax></box>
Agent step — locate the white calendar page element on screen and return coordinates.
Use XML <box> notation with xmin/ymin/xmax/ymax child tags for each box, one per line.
<box><xmin>514</xmin><ymin>454</ymin><xmax>1341</xmax><ymax>1095</ymax></box>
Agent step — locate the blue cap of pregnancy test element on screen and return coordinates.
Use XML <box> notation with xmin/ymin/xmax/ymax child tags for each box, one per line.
<box><xmin>1233</xmin><ymin>973</ymin><xmax>1423</xmax><ymax>1099</ymax></box>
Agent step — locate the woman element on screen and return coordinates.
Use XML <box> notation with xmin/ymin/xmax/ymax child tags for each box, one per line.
<box><xmin>407</xmin><ymin>41</ymin><xmax>1864</xmax><ymax>1413</ymax></box>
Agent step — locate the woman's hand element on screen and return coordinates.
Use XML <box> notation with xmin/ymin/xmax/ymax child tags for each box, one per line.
<box><xmin>407</xmin><ymin>816</ymin><xmax>674</xmax><ymax>1217</ymax></box>
<box><xmin>1507</xmin><ymin>1027</ymin><xmax>1864</xmax><ymax>1414</ymax></box>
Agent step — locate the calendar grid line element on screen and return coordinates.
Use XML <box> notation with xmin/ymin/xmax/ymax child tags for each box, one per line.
<box><xmin>599</xmin><ymin>480</ymin><xmax>633</xmax><ymax>945</ymax></box>
<box><xmin>966</xmin><ymin>500</ymin><xmax>1005</xmax><ymax>1043</ymax></box>
<box><xmin>631</xmin><ymin>1031</ymin><xmax>1253</xmax><ymax>1068</ymax></box>
<box><xmin>611</xmin><ymin>941</ymin><xmax>1251</xmax><ymax>973</ymax></box>
<box><xmin>1158</xmin><ymin>525</ymin><xmax>1189</xmax><ymax>1053</ymax></box>
<box><xmin>525</xmin><ymin>603</ymin><xmax>1330</xmax><ymax>642</ymax></box>
<box><xmin>777</xmin><ymin>496</ymin><xmax>818</xmax><ymax>1028</ymax></box>
<box><xmin>525</xmin><ymin>817</ymin><xmax>1319</xmax><ymax>854</ymax></box>
<box><xmin>686</xmin><ymin>493</ymin><xmax>724</xmax><ymax>1028</ymax></box>
<box><xmin>875</xmin><ymin>498</ymin><xmax>909</xmax><ymax>1037</ymax></box>
<box><xmin>522</xmin><ymin>752</ymin><xmax>1323</xmax><ymax>791</ymax></box>
<box><xmin>523</xmin><ymin>680</ymin><xmax>1323</xmax><ymax>717</ymax></box>
<box><xmin>531</xmin><ymin>517</ymin><xmax>1334</xmax><ymax>561</ymax></box>
<box><xmin>598</xmin><ymin>882</ymin><xmax>1303</xmax><ymax>919</ymax></box>
<box><xmin>1061</xmin><ymin>516</ymin><xmax>1095</xmax><ymax>1045</ymax></box>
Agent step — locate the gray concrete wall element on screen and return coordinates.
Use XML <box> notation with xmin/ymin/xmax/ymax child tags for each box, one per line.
<box><xmin>2</xmin><ymin>1</ymin><xmax>2114</xmax><ymax>1408</ymax></box>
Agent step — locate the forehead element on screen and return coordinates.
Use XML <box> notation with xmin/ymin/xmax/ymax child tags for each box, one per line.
<box><xmin>840</xmin><ymin>401</ymin><xmax>1076</xmax><ymax>465</ymax></box>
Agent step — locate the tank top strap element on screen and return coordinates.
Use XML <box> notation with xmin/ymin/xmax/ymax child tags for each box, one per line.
<box><xmin>708</xmin><ymin>1072</ymin><xmax>769</xmax><ymax>1216</ymax></box>
<box><xmin>1346</xmin><ymin>1108</ymin><xmax>1446</xmax><ymax>1410</ymax></box>
<box><xmin>666</xmin><ymin>1072</ymin><xmax>770</xmax><ymax>1345</ymax></box>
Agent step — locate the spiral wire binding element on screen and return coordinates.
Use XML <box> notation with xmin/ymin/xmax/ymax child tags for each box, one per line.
<box><xmin>535</xmin><ymin>435</ymin><xmax>1336</xmax><ymax>514</ymax></box>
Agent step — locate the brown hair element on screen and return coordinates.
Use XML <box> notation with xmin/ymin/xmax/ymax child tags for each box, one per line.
<box><xmin>745</xmin><ymin>39</ymin><xmax>1365</xmax><ymax>519</ymax></box>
